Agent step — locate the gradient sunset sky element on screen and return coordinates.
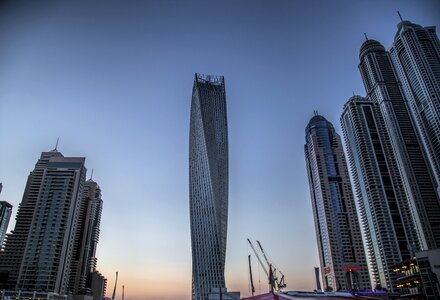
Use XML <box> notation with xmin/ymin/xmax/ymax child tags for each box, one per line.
<box><xmin>0</xmin><ymin>1</ymin><xmax>439</xmax><ymax>300</ymax></box>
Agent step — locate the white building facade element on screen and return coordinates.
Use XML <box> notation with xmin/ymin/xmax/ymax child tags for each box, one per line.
<box><xmin>390</xmin><ymin>21</ymin><xmax>440</xmax><ymax>196</ymax></box>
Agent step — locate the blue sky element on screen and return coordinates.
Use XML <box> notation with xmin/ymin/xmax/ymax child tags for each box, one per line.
<box><xmin>0</xmin><ymin>1</ymin><xmax>439</xmax><ymax>299</ymax></box>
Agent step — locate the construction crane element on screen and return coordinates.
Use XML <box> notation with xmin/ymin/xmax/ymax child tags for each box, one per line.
<box><xmin>247</xmin><ymin>238</ymin><xmax>268</xmax><ymax>276</ymax></box>
<box><xmin>247</xmin><ymin>239</ymin><xmax>286</xmax><ymax>292</ymax></box>
<box><xmin>257</xmin><ymin>240</ymin><xmax>286</xmax><ymax>289</ymax></box>
<box><xmin>248</xmin><ymin>255</ymin><xmax>255</xmax><ymax>296</ymax></box>
<box><xmin>247</xmin><ymin>239</ymin><xmax>272</xmax><ymax>291</ymax></box>
<box><xmin>111</xmin><ymin>271</ymin><xmax>118</xmax><ymax>300</ymax></box>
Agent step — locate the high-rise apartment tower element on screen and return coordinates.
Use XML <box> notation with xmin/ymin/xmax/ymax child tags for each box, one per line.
<box><xmin>69</xmin><ymin>179</ymin><xmax>103</xmax><ymax>295</ymax></box>
<box><xmin>17</xmin><ymin>154</ymin><xmax>86</xmax><ymax>294</ymax></box>
<box><xmin>189</xmin><ymin>73</ymin><xmax>228</xmax><ymax>300</ymax></box>
<box><xmin>0</xmin><ymin>150</ymin><xmax>87</xmax><ymax>294</ymax></box>
<box><xmin>358</xmin><ymin>38</ymin><xmax>440</xmax><ymax>251</ymax></box>
<box><xmin>390</xmin><ymin>20</ymin><xmax>440</xmax><ymax>196</ymax></box>
<box><xmin>0</xmin><ymin>150</ymin><xmax>64</xmax><ymax>289</ymax></box>
<box><xmin>305</xmin><ymin>114</ymin><xmax>370</xmax><ymax>291</ymax></box>
<box><xmin>341</xmin><ymin>95</ymin><xmax>419</xmax><ymax>291</ymax></box>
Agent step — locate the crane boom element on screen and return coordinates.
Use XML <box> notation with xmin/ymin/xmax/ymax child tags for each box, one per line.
<box><xmin>256</xmin><ymin>240</ymin><xmax>271</xmax><ymax>268</ymax></box>
<box><xmin>247</xmin><ymin>238</ymin><xmax>268</xmax><ymax>276</ymax></box>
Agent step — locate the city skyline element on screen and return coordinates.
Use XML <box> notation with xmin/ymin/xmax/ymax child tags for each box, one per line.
<box><xmin>0</xmin><ymin>1</ymin><xmax>439</xmax><ymax>300</ymax></box>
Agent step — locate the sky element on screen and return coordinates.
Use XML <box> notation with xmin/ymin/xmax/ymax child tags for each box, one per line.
<box><xmin>0</xmin><ymin>1</ymin><xmax>439</xmax><ymax>299</ymax></box>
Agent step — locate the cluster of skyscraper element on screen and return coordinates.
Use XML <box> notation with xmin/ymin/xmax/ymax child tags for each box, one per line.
<box><xmin>0</xmin><ymin>148</ymin><xmax>106</xmax><ymax>300</ymax></box>
<box><xmin>305</xmin><ymin>19</ymin><xmax>440</xmax><ymax>293</ymax></box>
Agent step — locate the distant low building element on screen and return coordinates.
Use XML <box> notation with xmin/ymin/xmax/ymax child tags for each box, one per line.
<box><xmin>241</xmin><ymin>291</ymin><xmax>380</xmax><ymax>299</ymax></box>
<box><xmin>207</xmin><ymin>288</ymin><xmax>239</xmax><ymax>300</ymax></box>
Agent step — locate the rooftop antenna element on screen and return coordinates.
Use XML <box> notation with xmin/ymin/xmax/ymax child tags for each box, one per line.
<box><xmin>54</xmin><ymin>138</ymin><xmax>59</xmax><ymax>151</ymax></box>
<box><xmin>90</xmin><ymin>169</ymin><xmax>94</xmax><ymax>181</ymax></box>
<box><xmin>364</xmin><ymin>32</ymin><xmax>369</xmax><ymax>41</ymax></box>
<box><xmin>353</xmin><ymin>91</ymin><xmax>355</xmax><ymax>97</ymax></box>
<box><xmin>397</xmin><ymin>11</ymin><xmax>403</xmax><ymax>22</ymax></box>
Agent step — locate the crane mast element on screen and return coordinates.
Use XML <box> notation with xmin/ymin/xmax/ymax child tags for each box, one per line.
<box><xmin>248</xmin><ymin>255</ymin><xmax>255</xmax><ymax>296</ymax></box>
<box><xmin>111</xmin><ymin>271</ymin><xmax>118</xmax><ymax>300</ymax></box>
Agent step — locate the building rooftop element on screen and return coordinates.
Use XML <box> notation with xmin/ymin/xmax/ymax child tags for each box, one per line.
<box><xmin>342</xmin><ymin>95</ymin><xmax>371</xmax><ymax>111</ymax></box>
<box><xmin>305</xmin><ymin>114</ymin><xmax>336</xmax><ymax>137</ymax></box>
<box><xmin>195</xmin><ymin>73</ymin><xmax>225</xmax><ymax>86</ymax></box>
<box><xmin>359</xmin><ymin>39</ymin><xmax>385</xmax><ymax>60</ymax></box>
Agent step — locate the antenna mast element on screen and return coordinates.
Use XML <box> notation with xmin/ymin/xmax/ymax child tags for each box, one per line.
<box><xmin>54</xmin><ymin>138</ymin><xmax>59</xmax><ymax>151</ymax></box>
<box><xmin>397</xmin><ymin>11</ymin><xmax>403</xmax><ymax>22</ymax></box>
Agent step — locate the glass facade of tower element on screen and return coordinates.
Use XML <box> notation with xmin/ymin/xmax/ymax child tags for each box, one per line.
<box><xmin>189</xmin><ymin>73</ymin><xmax>228</xmax><ymax>300</ymax></box>
<box><xmin>389</xmin><ymin>21</ymin><xmax>440</xmax><ymax>196</ymax></box>
<box><xmin>304</xmin><ymin>115</ymin><xmax>370</xmax><ymax>292</ymax></box>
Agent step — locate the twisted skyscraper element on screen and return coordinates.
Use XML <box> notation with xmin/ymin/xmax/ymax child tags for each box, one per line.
<box><xmin>189</xmin><ymin>74</ymin><xmax>228</xmax><ymax>300</ymax></box>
